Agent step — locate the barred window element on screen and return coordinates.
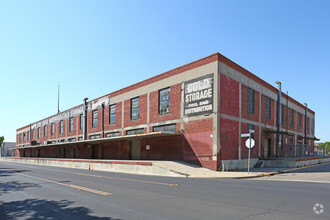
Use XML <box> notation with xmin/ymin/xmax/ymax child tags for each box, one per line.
<box><xmin>110</xmin><ymin>104</ymin><xmax>116</xmax><ymax>124</ymax></box>
<box><xmin>247</xmin><ymin>88</ymin><xmax>254</xmax><ymax>114</ymax></box>
<box><xmin>126</xmin><ymin>128</ymin><xmax>144</xmax><ymax>135</ymax></box>
<box><xmin>44</xmin><ymin>125</ymin><xmax>47</xmax><ymax>137</ymax></box>
<box><xmin>92</xmin><ymin>110</ymin><xmax>98</xmax><ymax>128</ymax></box>
<box><xmin>153</xmin><ymin>124</ymin><xmax>176</xmax><ymax>132</ymax></box>
<box><xmin>159</xmin><ymin>88</ymin><xmax>170</xmax><ymax>114</ymax></box>
<box><xmin>265</xmin><ymin>97</ymin><xmax>271</xmax><ymax>119</ymax></box>
<box><xmin>298</xmin><ymin>113</ymin><xmax>302</xmax><ymax>129</ymax></box>
<box><xmin>69</xmin><ymin>117</ymin><xmax>74</xmax><ymax>132</ymax></box>
<box><xmin>131</xmin><ymin>97</ymin><xmax>139</xmax><ymax>120</ymax></box>
<box><xmin>289</xmin><ymin>109</ymin><xmax>294</xmax><ymax>127</ymax></box>
<box><xmin>60</xmin><ymin>120</ymin><xmax>64</xmax><ymax>134</ymax></box>
<box><xmin>51</xmin><ymin>123</ymin><xmax>55</xmax><ymax>136</ymax></box>
<box><xmin>80</xmin><ymin>114</ymin><xmax>83</xmax><ymax>130</ymax></box>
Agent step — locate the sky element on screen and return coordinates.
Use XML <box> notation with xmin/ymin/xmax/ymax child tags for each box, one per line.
<box><xmin>0</xmin><ymin>0</ymin><xmax>329</xmax><ymax>143</ymax></box>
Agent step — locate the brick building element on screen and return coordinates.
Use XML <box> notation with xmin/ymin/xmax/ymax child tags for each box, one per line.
<box><xmin>16</xmin><ymin>53</ymin><xmax>317</xmax><ymax>170</ymax></box>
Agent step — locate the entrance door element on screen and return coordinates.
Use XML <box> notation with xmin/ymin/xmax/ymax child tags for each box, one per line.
<box><xmin>129</xmin><ymin>140</ymin><xmax>140</xmax><ymax>160</ymax></box>
<box><xmin>263</xmin><ymin>139</ymin><xmax>272</xmax><ymax>158</ymax></box>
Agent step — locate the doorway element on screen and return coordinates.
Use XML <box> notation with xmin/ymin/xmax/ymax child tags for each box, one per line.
<box><xmin>129</xmin><ymin>140</ymin><xmax>140</xmax><ymax>160</ymax></box>
<box><xmin>263</xmin><ymin>138</ymin><xmax>272</xmax><ymax>158</ymax></box>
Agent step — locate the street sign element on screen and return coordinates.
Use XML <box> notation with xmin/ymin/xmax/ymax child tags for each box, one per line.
<box><xmin>241</xmin><ymin>134</ymin><xmax>250</xmax><ymax>137</ymax></box>
<box><xmin>245</xmin><ymin>138</ymin><xmax>255</xmax><ymax>149</ymax></box>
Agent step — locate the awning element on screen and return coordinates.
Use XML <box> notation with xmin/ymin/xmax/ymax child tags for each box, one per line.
<box><xmin>263</xmin><ymin>129</ymin><xmax>295</xmax><ymax>136</ymax></box>
<box><xmin>13</xmin><ymin>131</ymin><xmax>182</xmax><ymax>150</ymax></box>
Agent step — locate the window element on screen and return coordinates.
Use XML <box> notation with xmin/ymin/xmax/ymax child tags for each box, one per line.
<box><xmin>131</xmin><ymin>97</ymin><xmax>139</xmax><ymax>120</ymax></box>
<box><xmin>38</xmin><ymin>127</ymin><xmax>41</xmax><ymax>139</ymax></box>
<box><xmin>60</xmin><ymin>120</ymin><xmax>64</xmax><ymax>134</ymax></box>
<box><xmin>80</xmin><ymin>114</ymin><xmax>83</xmax><ymax>130</ymax></box>
<box><xmin>153</xmin><ymin>124</ymin><xmax>176</xmax><ymax>132</ymax></box>
<box><xmin>247</xmin><ymin>88</ymin><xmax>254</xmax><ymax>114</ymax></box>
<box><xmin>289</xmin><ymin>109</ymin><xmax>294</xmax><ymax>127</ymax></box>
<box><xmin>28</xmin><ymin>131</ymin><xmax>30</xmax><ymax>140</ymax></box>
<box><xmin>281</xmin><ymin>104</ymin><xmax>284</xmax><ymax>123</ymax></box>
<box><xmin>51</xmin><ymin>123</ymin><xmax>55</xmax><ymax>136</ymax></box>
<box><xmin>33</xmin><ymin>129</ymin><xmax>35</xmax><ymax>139</ymax></box>
<box><xmin>19</xmin><ymin>134</ymin><xmax>21</xmax><ymax>143</ymax></box>
<box><xmin>298</xmin><ymin>113</ymin><xmax>302</xmax><ymax>129</ymax></box>
<box><xmin>159</xmin><ymin>88</ymin><xmax>170</xmax><ymax>114</ymax></box>
<box><xmin>69</xmin><ymin>117</ymin><xmax>74</xmax><ymax>132</ymax></box>
<box><xmin>92</xmin><ymin>110</ymin><xmax>98</xmax><ymax>128</ymax></box>
<box><xmin>110</xmin><ymin>104</ymin><xmax>116</xmax><ymax>124</ymax></box>
<box><xmin>106</xmin><ymin>132</ymin><xmax>120</xmax><ymax>137</ymax></box>
<box><xmin>307</xmin><ymin>117</ymin><xmax>309</xmax><ymax>132</ymax></box>
<box><xmin>247</xmin><ymin>124</ymin><xmax>255</xmax><ymax>139</ymax></box>
<box><xmin>126</xmin><ymin>128</ymin><xmax>144</xmax><ymax>135</ymax></box>
<box><xmin>265</xmin><ymin>96</ymin><xmax>271</xmax><ymax>119</ymax></box>
<box><xmin>44</xmin><ymin>125</ymin><xmax>47</xmax><ymax>137</ymax></box>
<box><xmin>90</xmin><ymin>134</ymin><xmax>100</xmax><ymax>140</ymax></box>
<box><xmin>23</xmin><ymin>133</ymin><xmax>26</xmax><ymax>141</ymax></box>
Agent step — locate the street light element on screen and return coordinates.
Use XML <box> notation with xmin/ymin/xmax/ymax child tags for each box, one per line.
<box><xmin>276</xmin><ymin>81</ymin><xmax>282</xmax><ymax>157</ymax></box>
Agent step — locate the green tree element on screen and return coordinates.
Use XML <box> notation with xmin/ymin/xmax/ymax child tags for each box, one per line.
<box><xmin>317</xmin><ymin>142</ymin><xmax>330</xmax><ymax>155</ymax></box>
<box><xmin>0</xmin><ymin>136</ymin><xmax>4</xmax><ymax>145</ymax></box>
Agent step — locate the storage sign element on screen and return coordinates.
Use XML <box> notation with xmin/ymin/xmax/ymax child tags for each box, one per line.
<box><xmin>184</xmin><ymin>74</ymin><xmax>214</xmax><ymax>117</ymax></box>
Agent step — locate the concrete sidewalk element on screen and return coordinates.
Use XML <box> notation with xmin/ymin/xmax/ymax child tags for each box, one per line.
<box><xmin>0</xmin><ymin>157</ymin><xmax>285</xmax><ymax>179</ymax></box>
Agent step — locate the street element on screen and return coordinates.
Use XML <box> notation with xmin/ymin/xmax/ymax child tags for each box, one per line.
<box><xmin>0</xmin><ymin>161</ymin><xmax>329</xmax><ymax>220</ymax></box>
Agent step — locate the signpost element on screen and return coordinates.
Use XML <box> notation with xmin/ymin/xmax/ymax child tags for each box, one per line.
<box><xmin>241</xmin><ymin>129</ymin><xmax>255</xmax><ymax>174</ymax></box>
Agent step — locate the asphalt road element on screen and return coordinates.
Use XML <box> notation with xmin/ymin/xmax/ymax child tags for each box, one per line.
<box><xmin>0</xmin><ymin>161</ymin><xmax>329</xmax><ymax>220</ymax></box>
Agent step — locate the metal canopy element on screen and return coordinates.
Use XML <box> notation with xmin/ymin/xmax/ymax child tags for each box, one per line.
<box><xmin>263</xmin><ymin>129</ymin><xmax>295</xmax><ymax>136</ymax></box>
<box><xmin>14</xmin><ymin>131</ymin><xmax>182</xmax><ymax>150</ymax></box>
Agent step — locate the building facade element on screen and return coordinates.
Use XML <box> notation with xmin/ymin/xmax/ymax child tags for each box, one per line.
<box><xmin>16</xmin><ymin>53</ymin><xmax>317</xmax><ymax>170</ymax></box>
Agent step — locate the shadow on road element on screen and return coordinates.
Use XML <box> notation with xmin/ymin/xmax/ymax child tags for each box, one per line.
<box><xmin>0</xmin><ymin>167</ymin><xmax>31</xmax><ymax>177</ymax></box>
<box><xmin>0</xmin><ymin>181</ymin><xmax>41</xmax><ymax>195</ymax></box>
<box><xmin>0</xmin><ymin>199</ymin><xmax>120</xmax><ymax>220</ymax></box>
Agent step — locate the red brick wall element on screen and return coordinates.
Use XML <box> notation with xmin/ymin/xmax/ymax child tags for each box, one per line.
<box><xmin>220</xmin><ymin>118</ymin><xmax>239</xmax><ymax>160</ymax></box>
<box><xmin>220</xmin><ymin>74</ymin><xmax>239</xmax><ymax>117</ymax></box>
<box><xmin>104</xmin><ymin>102</ymin><xmax>122</xmax><ymax>131</ymax></box>
<box><xmin>241</xmin><ymin>84</ymin><xmax>260</xmax><ymax>122</ymax></box>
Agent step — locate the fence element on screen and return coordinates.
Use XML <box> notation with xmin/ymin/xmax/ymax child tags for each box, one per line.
<box><xmin>279</xmin><ymin>144</ymin><xmax>315</xmax><ymax>158</ymax></box>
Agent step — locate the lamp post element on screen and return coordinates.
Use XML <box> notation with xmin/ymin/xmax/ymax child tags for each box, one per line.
<box><xmin>304</xmin><ymin>103</ymin><xmax>308</xmax><ymax>155</ymax></box>
<box><xmin>276</xmin><ymin>81</ymin><xmax>282</xmax><ymax>157</ymax></box>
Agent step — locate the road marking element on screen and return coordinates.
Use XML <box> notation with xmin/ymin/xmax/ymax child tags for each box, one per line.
<box><xmin>17</xmin><ymin>172</ymin><xmax>112</xmax><ymax>196</ymax></box>
<box><xmin>12</xmin><ymin>164</ymin><xmax>178</xmax><ymax>187</ymax></box>
<box><xmin>254</xmin><ymin>178</ymin><xmax>330</xmax><ymax>184</ymax></box>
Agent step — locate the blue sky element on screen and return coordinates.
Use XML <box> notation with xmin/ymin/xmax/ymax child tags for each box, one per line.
<box><xmin>0</xmin><ymin>0</ymin><xmax>329</xmax><ymax>142</ymax></box>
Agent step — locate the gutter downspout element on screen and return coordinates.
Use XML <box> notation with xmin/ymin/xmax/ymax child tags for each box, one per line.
<box><xmin>101</xmin><ymin>103</ymin><xmax>105</xmax><ymax>138</ymax></box>
<box><xmin>83</xmin><ymin>98</ymin><xmax>88</xmax><ymax>140</ymax></box>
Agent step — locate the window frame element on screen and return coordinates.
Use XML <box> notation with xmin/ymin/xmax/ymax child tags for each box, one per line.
<box><xmin>265</xmin><ymin>96</ymin><xmax>271</xmax><ymax>119</ymax></box>
<box><xmin>60</xmin><ymin>120</ymin><xmax>64</xmax><ymax>134</ymax></box>
<box><xmin>131</xmin><ymin>97</ymin><xmax>140</xmax><ymax>120</ymax></box>
<box><xmin>92</xmin><ymin>109</ymin><xmax>98</xmax><ymax>128</ymax></box>
<box><xmin>51</xmin><ymin>123</ymin><xmax>55</xmax><ymax>136</ymax></box>
<box><xmin>109</xmin><ymin>104</ymin><xmax>116</xmax><ymax>124</ymax></box>
<box><xmin>79</xmin><ymin>114</ymin><xmax>83</xmax><ymax>130</ymax></box>
<box><xmin>159</xmin><ymin>87</ymin><xmax>170</xmax><ymax>114</ymax></box>
<box><xmin>247</xmin><ymin>88</ymin><xmax>254</xmax><ymax>114</ymax></box>
<box><xmin>289</xmin><ymin>109</ymin><xmax>294</xmax><ymax>127</ymax></box>
<box><xmin>38</xmin><ymin>127</ymin><xmax>41</xmax><ymax>139</ymax></box>
<box><xmin>44</xmin><ymin>125</ymin><xmax>47</xmax><ymax>137</ymax></box>
<box><xmin>69</xmin><ymin>117</ymin><xmax>74</xmax><ymax>132</ymax></box>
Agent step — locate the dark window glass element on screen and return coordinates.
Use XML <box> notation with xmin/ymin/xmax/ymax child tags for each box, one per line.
<box><xmin>80</xmin><ymin>114</ymin><xmax>83</xmax><ymax>130</ymax></box>
<box><xmin>44</xmin><ymin>125</ymin><xmax>47</xmax><ymax>137</ymax></box>
<box><xmin>131</xmin><ymin>97</ymin><xmax>139</xmax><ymax>120</ymax></box>
<box><xmin>106</xmin><ymin>132</ymin><xmax>120</xmax><ymax>137</ymax></box>
<box><xmin>298</xmin><ymin>113</ymin><xmax>302</xmax><ymax>129</ymax></box>
<box><xmin>159</xmin><ymin>88</ymin><xmax>170</xmax><ymax>114</ymax></box>
<box><xmin>247</xmin><ymin>88</ymin><xmax>254</xmax><ymax>114</ymax></box>
<box><xmin>38</xmin><ymin>127</ymin><xmax>41</xmax><ymax>139</ymax></box>
<box><xmin>33</xmin><ymin>129</ymin><xmax>35</xmax><ymax>139</ymax></box>
<box><xmin>60</xmin><ymin>120</ymin><xmax>63</xmax><ymax>134</ymax></box>
<box><xmin>19</xmin><ymin>134</ymin><xmax>21</xmax><ymax>142</ymax></box>
<box><xmin>69</xmin><ymin>117</ymin><xmax>74</xmax><ymax>132</ymax></box>
<box><xmin>281</xmin><ymin>104</ymin><xmax>284</xmax><ymax>123</ymax></box>
<box><xmin>153</xmin><ymin>124</ymin><xmax>176</xmax><ymax>132</ymax></box>
<box><xmin>289</xmin><ymin>109</ymin><xmax>294</xmax><ymax>127</ymax></box>
<box><xmin>126</xmin><ymin>128</ymin><xmax>144</xmax><ymax>135</ymax></box>
<box><xmin>23</xmin><ymin>133</ymin><xmax>26</xmax><ymax>141</ymax></box>
<box><xmin>110</xmin><ymin>104</ymin><xmax>116</xmax><ymax>124</ymax></box>
<box><xmin>51</xmin><ymin>123</ymin><xmax>55</xmax><ymax>136</ymax></box>
<box><xmin>265</xmin><ymin>96</ymin><xmax>271</xmax><ymax>119</ymax></box>
<box><xmin>247</xmin><ymin>124</ymin><xmax>255</xmax><ymax>139</ymax></box>
<box><xmin>90</xmin><ymin>134</ymin><xmax>100</xmax><ymax>140</ymax></box>
<box><xmin>92</xmin><ymin>110</ymin><xmax>98</xmax><ymax>128</ymax></box>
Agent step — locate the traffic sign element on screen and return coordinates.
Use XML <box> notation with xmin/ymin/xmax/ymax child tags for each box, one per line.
<box><xmin>245</xmin><ymin>138</ymin><xmax>255</xmax><ymax>149</ymax></box>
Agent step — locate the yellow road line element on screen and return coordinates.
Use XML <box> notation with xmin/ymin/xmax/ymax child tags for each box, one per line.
<box><xmin>20</xmin><ymin>164</ymin><xmax>178</xmax><ymax>187</ymax></box>
<box><xmin>17</xmin><ymin>173</ymin><xmax>112</xmax><ymax>196</ymax></box>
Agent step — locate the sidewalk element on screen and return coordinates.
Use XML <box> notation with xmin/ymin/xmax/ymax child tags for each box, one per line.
<box><xmin>0</xmin><ymin>157</ymin><xmax>288</xmax><ymax>179</ymax></box>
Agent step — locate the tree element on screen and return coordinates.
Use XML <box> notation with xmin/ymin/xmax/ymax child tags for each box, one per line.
<box><xmin>0</xmin><ymin>136</ymin><xmax>4</xmax><ymax>145</ymax></box>
<box><xmin>317</xmin><ymin>142</ymin><xmax>330</xmax><ymax>155</ymax></box>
